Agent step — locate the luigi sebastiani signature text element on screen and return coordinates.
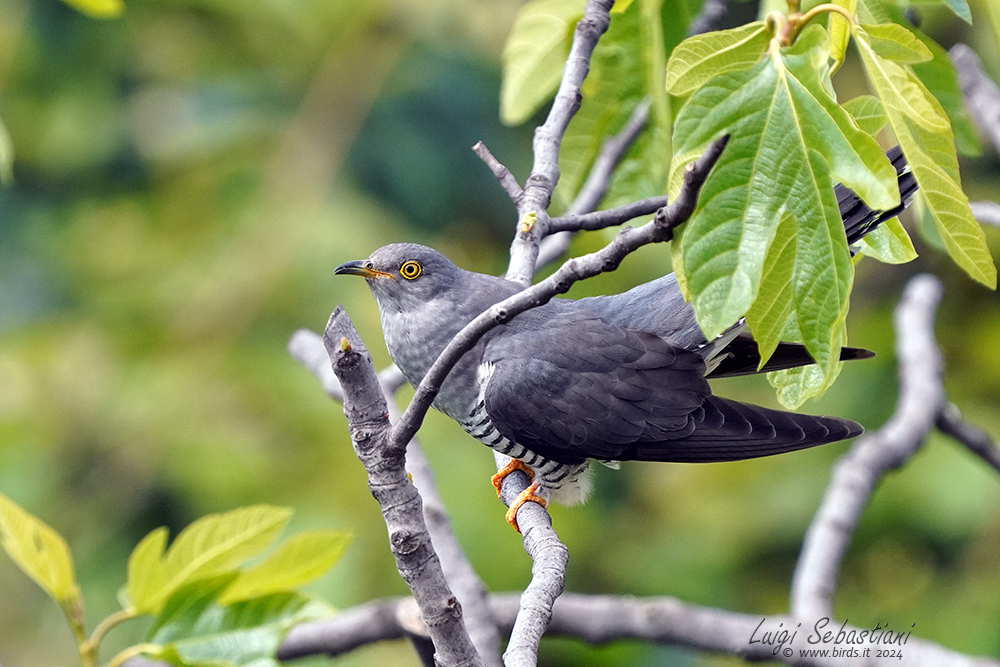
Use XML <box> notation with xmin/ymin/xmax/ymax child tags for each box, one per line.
<box><xmin>749</xmin><ymin>617</ymin><xmax>914</xmax><ymax>659</ymax></box>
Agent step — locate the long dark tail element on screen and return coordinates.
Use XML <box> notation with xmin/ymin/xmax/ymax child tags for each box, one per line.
<box><xmin>625</xmin><ymin>396</ymin><xmax>862</xmax><ymax>462</ymax></box>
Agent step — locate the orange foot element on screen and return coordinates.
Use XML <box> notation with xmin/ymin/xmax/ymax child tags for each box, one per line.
<box><xmin>490</xmin><ymin>460</ymin><xmax>547</xmax><ymax>532</ymax></box>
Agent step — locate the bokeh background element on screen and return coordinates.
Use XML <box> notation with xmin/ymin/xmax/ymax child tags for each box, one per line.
<box><xmin>1</xmin><ymin>0</ymin><xmax>999</xmax><ymax>665</ymax></box>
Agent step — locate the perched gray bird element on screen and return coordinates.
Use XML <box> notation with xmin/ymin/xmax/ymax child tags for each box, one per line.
<box><xmin>336</xmin><ymin>148</ymin><xmax>917</xmax><ymax>529</ymax></box>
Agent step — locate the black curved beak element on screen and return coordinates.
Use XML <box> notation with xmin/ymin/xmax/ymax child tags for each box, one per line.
<box><xmin>334</xmin><ymin>260</ymin><xmax>394</xmax><ymax>280</ymax></box>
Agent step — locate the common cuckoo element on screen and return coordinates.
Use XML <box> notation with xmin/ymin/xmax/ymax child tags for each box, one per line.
<box><xmin>336</xmin><ymin>147</ymin><xmax>917</xmax><ymax>529</ymax></box>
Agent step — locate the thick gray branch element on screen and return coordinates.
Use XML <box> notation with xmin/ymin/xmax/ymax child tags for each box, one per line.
<box><xmin>321</xmin><ymin>308</ymin><xmax>485</xmax><ymax>667</ymax></box>
<box><xmin>507</xmin><ymin>0</ymin><xmax>614</xmax><ymax>285</ymax></box>
<box><xmin>791</xmin><ymin>274</ymin><xmax>945</xmax><ymax>620</ymax></box>
<box><xmin>280</xmin><ymin>593</ymin><xmax>1000</xmax><ymax>667</ymax></box>
<box><xmin>950</xmin><ymin>43</ymin><xmax>1000</xmax><ymax>155</ymax></box>
<box><xmin>290</xmin><ymin>327</ymin><xmax>500</xmax><ymax>664</ymax></box>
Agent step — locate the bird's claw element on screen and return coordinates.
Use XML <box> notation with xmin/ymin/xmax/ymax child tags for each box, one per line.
<box><xmin>491</xmin><ymin>458</ymin><xmax>535</xmax><ymax>496</ymax></box>
<box><xmin>505</xmin><ymin>481</ymin><xmax>547</xmax><ymax>533</ymax></box>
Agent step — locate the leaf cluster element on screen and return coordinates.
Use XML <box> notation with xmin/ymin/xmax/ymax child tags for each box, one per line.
<box><xmin>501</xmin><ymin>0</ymin><xmax>996</xmax><ymax>407</ymax></box>
<box><xmin>0</xmin><ymin>494</ymin><xmax>350</xmax><ymax>667</ymax></box>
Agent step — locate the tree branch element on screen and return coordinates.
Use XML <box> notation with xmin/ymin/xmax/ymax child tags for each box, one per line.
<box><xmin>321</xmin><ymin>308</ymin><xmax>485</xmax><ymax>667</ymax></box>
<box><xmin>472</xmin><ymin>141</ymin><xmax>523</xmax><ymax>206</ymax></box>
<box><xmin>791</xmin><ymin>274</ymin><xmax>945</xmax><ymax>620</ymax></box>
<box><xmin>290</xmin><ymin>329</ymin><xmax>501</xmax><ymax>665</ymax></box>
<box><xmin>547</xmin><ymin>195</ymin><xmax>669</xmax><ymax>234</ymax></box>
<box><xmin>279</xmin><ymin>592</ymin><xmax>1000</xmax><ymax>667</ymax></box>
<box><xmin>506</xmin><ymin>0</ymin><xmax>615</xmax><ymax>285</ymax></box>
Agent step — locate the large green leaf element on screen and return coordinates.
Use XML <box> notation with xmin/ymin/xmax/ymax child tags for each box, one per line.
<box><xmin>127</xmin><ymin>505</ymin><xmax>292</xmax><ymax>614</ymax></box>
<box><xmin>665</xmin><ymin>22</ymin><xmax>769</xmax><ymax>96</ymax></box>
<box><xmin>219</xmin><ymin>530</ymin><xmax>352</xmax><ymax>605</ymax></box>
<box><xmin>555</xmin><ymin>0</ymin><xmax>672</xmax><ymax>210</ymax></box>
<box><xmin>144</xmin><ymin>590</ymin><xmax>333</xmax><ymax>667</ymax></box>
<box><xmin>855</xmin><ymin>25</ymin><xmax>997</xmax><ymax>288</ymax></box>
<box><xmin>0</xmin><ymin>493</ymin><xmax>80</xmax><ymax>605</ymax></box>
<box><xmin>499</xmin><ymin>0</ymin><xmax>582</xmax><ymax>126</ymax></box>
<box><xmin>670</xmin><ymin>25</ymin><xmax>897</xmax><ymax>387</ymax></box>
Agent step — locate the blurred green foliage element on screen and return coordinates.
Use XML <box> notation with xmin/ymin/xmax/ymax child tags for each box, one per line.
<box><xmin>0</xmin><ymin>0</ymin><xmax>998</xmax><ymax>665</ymax></box>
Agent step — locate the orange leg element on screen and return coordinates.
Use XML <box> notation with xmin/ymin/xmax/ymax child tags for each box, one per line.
<box><xmin>490</xmin><ymin>459</ymin><xmax>547</xmax><ymax>532</ymax></box>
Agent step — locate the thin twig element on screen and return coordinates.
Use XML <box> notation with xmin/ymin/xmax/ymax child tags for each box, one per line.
<box><xmin>790</xmin><ymin>274</ymin><xmax>945</xmax><ymax>620</ymax></box>
<box><xmin>950</xmin><ymin>43</ymin><xmax>1000</xmax><ymax>155</ymax></box>
<box><xmin>507</xmin><ymin>0</ymin><xmax>615</xmax><ymax>285</ymax></box>
<box><xmin>936</xmin><ymin>403</ymin><xmax>1000</xmax><ymax>475</ymax></box>
<box><xmin>547</xmin><ymin>195</ymin><xmax>668</xmax><ymax>233</ymax></box>
<box><xmin>473</xmin><ymin>141</ymin><xmax>524</xmax><ymax>206</ymax></box>
<box><xmin>536</xmin><ymin>99</ymin><xmax>652</xmax><ymax>269</ymax></box>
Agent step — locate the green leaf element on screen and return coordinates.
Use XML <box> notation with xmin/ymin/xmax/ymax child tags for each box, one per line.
<box><xmin>841</xmin><ymin>95</ymin><xmax>887</xmax><ymax>136</ymax></box>
<box><xmin>665</xmin><ymin>22</ymin><xmax>769</xmax><ymax>96</ymax></box>
<box><xmin>144</xmin><ymin>591</ymin><xmax>333</xmax><ymax>667</ymax></box>
<box><xmin>499</xmin><ymin>0</ymin><xmax>581</xmax><ymax>125</ymax></box>
<box><xmin>769</xmin><ymin>358</ymin><xmax>845</xmax><ymax>408</ymax></box>
<box><xmin>861</xmin><ymin>23</ymin><xmax>933</xmax><ymax>64</ymax></box>
<box><xmin>901</xmin><ymin>17</ymin><xmax>981</xmax><ymax>156</ymax></box>
<box><xmin>126</xmin><ymin>505</ymin><xmax>292</xmax><ymax>615</ymax></box>
<box><xmin>556</xmin><ymin>0</ymin><xmax>672</xmax><ymax>210</ymax></box>
<box><xmin>828</xmin><ymin>0</ymin><xmax>857</xmax><ymax>70</ymax></box>
<box><xmin>939</xmin><ymin>0</ymin><xmax>972</xmax><ymax>23</ymax></box>
<box><xmin>0</xmin><ymin>493</ymin><xmax>80</xmax><ymax>604</ymax></box>
<box><xmin>59</xmin><ymin>0</ymin><xmax>124</xmax><ymax>19</ymax></box>
<box><xmin>670</xmin><ymin>24</ymin><xmax>896</xmax><ymax>368</ymax></box>
<box><xmin>856</xmin><ymin>217</ymin><xmax>918</xmax><ymax>263</ymax></box>
<box><xmin>855</xmin><ymin>27</ymin><xmax>997</xmax><ymax>288</ymax></box>
<box><xmin>128</xmin><ymin>527</ymin><xmax>171</xmax><ymax>614</ymax></box>
<box><xmin>219</xmin><ymin>530</ymin><xmax>352</xmax><ymax>605</ymax></box>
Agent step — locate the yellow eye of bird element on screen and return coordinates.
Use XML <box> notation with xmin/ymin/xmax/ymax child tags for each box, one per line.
<box><xmin>400</xmin><ymin>260</ymin><xmax>422</xmax><ymax>280</ymax></box>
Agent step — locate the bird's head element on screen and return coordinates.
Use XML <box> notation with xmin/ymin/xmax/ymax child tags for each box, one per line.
<box><xmin>335</xmin><ymin>243</ymin><xmax>460</xmax><ymax>313</ymax></box>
